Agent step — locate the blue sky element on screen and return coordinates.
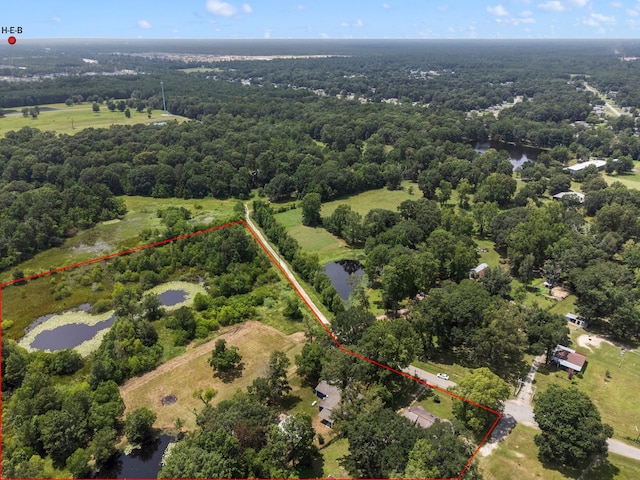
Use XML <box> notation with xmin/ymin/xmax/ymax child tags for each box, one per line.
<box><xmin>5</xmin><ymin>0</ymin><xmax>640</xmax><ymax>39</ymax></box>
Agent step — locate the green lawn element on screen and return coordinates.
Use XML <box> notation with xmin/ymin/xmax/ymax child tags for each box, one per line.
<box><xmin>479</xmin><ymin>424</ymin><xmax>640</xmax><ymax>480</ymax></box>
<box><xmin>0</xmin><ymin>102</ymin><xmax>188</xmax><ymax>136</ymax></box>
<box><xmin>532</xmin><ymin>328</ymin><xmax>640</xmax><ymax>445</ymax></box>
<box><xmin>0</xmin><ymin>196</ymin><xmax>237</xmax><ymax>283</ymax></box>
<box><xmin>274</xmin><ymin>208</ymin><xmax>357</xmax><ymax>264</ymax></box>
<box><xmin>321</xmin><ymin>181</ymin><xmax>420</xmax><ymax>217</ymax></box>
<box><xmin>319</xmin><ymin>438</ymin><xmax>350</xmax><ymax>478</ymax></box>
<box><xmin>603</xmin><ymin>170</ymin><xmax>640</xmax><ymax>190</ymax></box>
<box><xmin>274</xmin><ymin>182</ymin><xmax>420</xmax><ymax>264</ymax></box>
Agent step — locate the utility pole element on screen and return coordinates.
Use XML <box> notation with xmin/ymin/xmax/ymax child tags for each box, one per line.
<box><xmin>160</xmin><ymin>81</ymin><xmax>167</xmax><ymax>113</ymax></box>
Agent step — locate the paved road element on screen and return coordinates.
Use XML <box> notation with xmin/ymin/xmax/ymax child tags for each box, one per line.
<box><xmin>402</xmin><ymin>365</ymin><xmax>456</xmax><ymax>390</ymax></box>
<box><xmin>245</xmin><ymin>207</ymin><xmax>640</xmax><ymax>462</ymax></box>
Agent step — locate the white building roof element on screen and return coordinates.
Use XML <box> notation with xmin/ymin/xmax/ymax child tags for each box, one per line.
<box><xmin>566</xmin><ymin>160</ymin><xmax>606</xmax><ymax>173</ymax></box>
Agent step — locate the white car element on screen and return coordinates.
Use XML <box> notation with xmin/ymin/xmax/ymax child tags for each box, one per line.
<box><xmin>436</xmin><ymin>373</ymin><xmax>449</xmax><ymax>380</ymax></box>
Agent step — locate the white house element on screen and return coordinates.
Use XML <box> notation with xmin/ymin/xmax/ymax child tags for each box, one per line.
<box><xmin>566</xmin><ymin>159</ymin><xmax>606</xmax><ymax>174</ymax></box>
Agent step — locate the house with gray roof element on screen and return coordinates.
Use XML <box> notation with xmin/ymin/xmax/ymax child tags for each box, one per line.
<box><xmin>315</xmin><ymin>380</ymin><xmax>341</xmax><ymax>428</ymax></box>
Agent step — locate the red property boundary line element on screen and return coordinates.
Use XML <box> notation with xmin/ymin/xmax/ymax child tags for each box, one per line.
<box><xmin>0</xmin><ymin>219</ymin><xmax>501</xmax><ymax>480</ymax></box>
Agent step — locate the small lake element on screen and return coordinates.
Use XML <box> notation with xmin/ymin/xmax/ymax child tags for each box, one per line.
<box><xmin>96</xmin><ymin>434</ymin><xmax>173</xmax><ymax>478</ymax></box>
<box><xmin>31</xmin><ymin>315</ymin><xmax>115</xmax><ymax>350</ymax></box>
<box><xmin>325</xmin><ymin>260</ymin><xmax>364</xmax><ymax>301</ymax></box>
<box><xmin>473</xmin><ymin>140</ymin><xmax>542</xmax><ymax>170</ymax></box>
<box><xmin>158</xmin><ymin>289</ymin><xmax>188</xmax><ymax>307</ymax></box>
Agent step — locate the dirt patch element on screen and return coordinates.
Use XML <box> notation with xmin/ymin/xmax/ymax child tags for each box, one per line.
<box><xmin>577</xmin><ymin>334</ymin><xmax>631</xmax><ymax>351</ymax></box>
<box><xmin>550</xmin><ymin>286</ymin><xmax>570</xmax><ymax>300</ymax></box>
<box><xmin>119</xmin><ymin>321</ymin><xmax>305</xmax><ymax>431</ymax></box>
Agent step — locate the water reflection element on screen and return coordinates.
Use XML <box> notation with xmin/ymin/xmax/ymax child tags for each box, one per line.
<box><xmin>96</xmin><ymin>435</ymin><xmax>173</xmax><ymax>478</ymax></box>
<box><xmin>31</xmin><ymin>316</ymin><xmax>115</xmax><ymax>350</ymax></box>
<box><xmin>324</xmin><ymin>260</ymin><xmax>364</xmax><ymax>300</ymax></box>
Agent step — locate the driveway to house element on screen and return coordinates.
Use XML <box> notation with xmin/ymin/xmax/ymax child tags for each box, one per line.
<box><xmin>402</xmin><ymin>365</ymin><xmax>456</xmax><ymax>390</ymax></box>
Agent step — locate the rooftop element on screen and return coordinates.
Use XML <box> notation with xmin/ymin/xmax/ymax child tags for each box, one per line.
<box><xmin>403</xmin><ymin>405</ymin><xmax>440</xmax><ymax>429</ymax></box>
<box><xmin>566</xmin><ymin>159</ymin><xmax>606</xmax><ymax>173</ymax></box>
<box><xmin>552</xmin><ymin>345</ymin><xmax>587</xmax><ymax>372</ymax></box>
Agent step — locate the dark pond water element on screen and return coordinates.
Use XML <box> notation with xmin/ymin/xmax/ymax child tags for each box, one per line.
<box><xmin>25</xmin><ymin>303</ymin><xmax>92</xmax><ymax>334</ymax></box>
<box><xmin>159</xmin><ymin>289</ymin><xmax>188</xmax><ymax>306</ymax></box>
<box><xmin>473</xmin><ymin>140</ymin><xmax>542</xmax><ymax>170</ymax></box>
<box><xmin>30</xmin><ymin>315</ymin><xmax>116</xmax><ymax>350</ymax></box>
<box><xmin>96</xmin><ymin>434</ymin><xmax>173</xmax><ymax>478</ymax></box>
<box><xmin>324</xmin><ymin>260</ymin><xmax>364</xmax><ymax>300</ymax></box>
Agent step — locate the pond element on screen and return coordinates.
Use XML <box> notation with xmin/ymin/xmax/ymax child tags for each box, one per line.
<box><xmin>324</xmin><ymin>260</ymin><xmax>364</xmax><ymax>301</ymax></box>
<box><xmin>30</xmin><ymin>315</ymin><xmax>115</xmax><ymax>351</ymax></box>
<box><xmin>95</xmin><ymin>434</ymin><xmax>174</xmax><ymax>478</ymax></box>
<box><xmin>473</xmin><ymin>140</ymin><xmax>542</xmax><ymax>170</ymax></box>
<box><xmin>158</xmin><ymin>289</ymin><xmax>188</xmax><ymax>307</ymax></box>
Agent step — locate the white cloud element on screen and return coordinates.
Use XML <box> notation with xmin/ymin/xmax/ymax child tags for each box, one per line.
<box><xmin>382</xmin><ymin>3</ymin><xmax>390</xmax><ymax>9</ymax></box>
<box><xmin>341</xmin><ymin>19</ymin><xmax>364</xmax><ymax>28</ymax></box>
<box><xmin>583</xmin><ymin>12</ymin><xmax>616</xmax><ymax>27</ymax></box>
<box><xmin>294</xmin><ymin>4</ymin><xmax>307</xmax><ymax>10</ymax></box>
<box><xmin>610</xmin><ymin>1</ymin><xmax>622</xmax><ymax>8</ymax></box>
<box><xmin>437</xmin><ymin>4</ymin><xmax>450</xmax><ymax>12</ymax></box>
<box><xmin>52</xmin><ymin>16</ymin><xmax>61</xmax><ymax>23</ymax></box>
<box><xmin>537</xmin><ymin>0</ymin><xmax>587</xmax><ymax>12</ymax></box>
<box><xmin>242</xmin><ymin>3</ymin><xmax>252</xmax><ymax>13</ymax></box>
<box><xmin>627</xmin><ymin>8</ymin><xmax>639</xmax><ymax>16</ymax></box>
<box><xmin>487</xmin><ymin>4</ymin><xmax>509</xmax><ymax>16</ymax></box>
<box><xmin>264</xmin><ymin>28</ymin><xmax>271</xmax><ymax>38</ymax></box>
<box><xmin>538</xmin><ymin>1</ymin><xmax>565</xmax><ymax>12</ymax></box>
<box><xmin>137</xmin><ymin>19</ymin><xmax>152</xmax><ymax>29</ymax></box>
<box><xmin>320</xmin><ymin>32</ymin><xmax>330</xmax><ymax>38</ymax></box>
<box><xmin>206</xmin><ymin>0</ymin><xmax>237</xmax><ymax>17</ymax></box>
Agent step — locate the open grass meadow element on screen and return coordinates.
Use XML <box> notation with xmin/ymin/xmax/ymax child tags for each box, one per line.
<box><xmin>532</xmin><ymin>326</ymin><xmax>640</xmax><ymax>445</ymax></box>
<box><xmin>0</xmin><ymin>102</ymin><xmax>188</xmax><ymax>137</ymax></box>
<box><xmin>321</xmin><ymin>180</ymin><xmax>420</xmax><ymax>217</ymax></box>
<box><xmin>119</xmin><ymin>321</ymin><xmax>306</xmax><ymax>432</ymax></box>
<box><xmin>479</xmin><ymin>424</ymin><xmax>640</xmax><ymax>480</ymax></box>
<box><xmin>274</xmin><ymin>181</ymin><xmax>420</xmax><ymax>264</ymax></box>
<box><xmin>0</xmin><ymin>196</ymin><xmax>237</xmax><ymax>284</ymax></box>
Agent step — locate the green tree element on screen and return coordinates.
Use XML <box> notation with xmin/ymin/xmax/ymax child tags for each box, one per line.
<box><xmin>92</xmin><ymin>102</ymin><xmax>100</xmax><ymax>113</ymax></box>
<box><xmin>479</xmin><ymin>266</ymin><xmax>512</xmax><ymax>298</ymax></box>
<box><xmin>436</xmin><ymin>180</ymin><xmax>452</xmax><ymax>207</ymax></box>
<box><xmin>301</xmin><ymin>192</ymin><xmax>322</xmax><ymax>227</ymax></box>
<box><xmin>451</xmin><ymin>367</ymin><xmax>510</xmax><ymax>433</ymax></box>
<box><xmin>475</xmin><ymin>173</ymin><xmax>516</xmax><ymax>206</ymax></box>
<box><xmin>208</xmin><ymin>339</ymin><xmax>242</xmax><ymax>373</ymax></box>
<box><xmin>124</xmin><ymin>407</ymin><xmax>157</xmax><ymax>444</ymax></box>
<box><xmin>66</xmin><ymin>448</ymin><xmax>92</xmax><ymax>478</ymax></box>
<box><xmin>141</xmin><ymin>293</ymin><xmax>164</xmax><ymax>321</ymax></box>
<box><xmin>534</xmin><ymin>385</ymin><xmax>612</xmax><ymax>467</ymax></box>
<box><xmin>457</xmin><ymin>178</ymin><xmax>473</xmax><ymax>209</ymax></box>
<box><xmin>295</xmin><ymin>341</ymin><xmax>327</xmax><ymax>385</ymax></box>
<box><xmin>125</xmin><ymin>108</ymin><xmax>131</xmax><ymax>118</ymax></box>
<box><xmin>266</xmin><ymin>414</ymin><xmax>317</xmax><ymax>467</ymax></box>
<box><xmin>267</xmin><ymin>350</ymin><xmax>292</xmax><ymax>404</ymax></box>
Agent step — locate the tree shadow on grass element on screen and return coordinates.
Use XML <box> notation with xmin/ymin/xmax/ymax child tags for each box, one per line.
<box><xmin>296</xmin><ymin>450</ymin><xmax>325</xmax><ymax>479</ymax></box>
<box><xmin>214</xmin><ymin>362</ymin><xmax>245</xmax><ymax>383</ymax></box>
<box><xmin>539</xmin><ymin>454</ymin><xmax>619</xmax><ymax>480</ymax></box>
<box><xmin>279</xmin><ymin>393</ymin><xmax>303</xmax><ymax>410</ymax></box>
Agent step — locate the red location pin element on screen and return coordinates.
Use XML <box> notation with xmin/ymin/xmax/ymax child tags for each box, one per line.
<box><xmin>8</xmin><ymin>36</ymin><xmax>16</xmax><ymax>45</ymax></box>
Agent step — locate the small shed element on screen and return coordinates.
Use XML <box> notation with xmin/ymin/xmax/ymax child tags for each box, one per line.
<box><xmin>403</xmin><ymin>405</ymin><xmax>440</xmax><ymax>429</ymax></box>
<box><xmin>565</xmin><ymin>313</ymin><xmax>588</xmax><ymax>328</ymax></box>
<box><xmin>469</xmin><ymin>263</ymin><xmax>489</xmax><ymax>279</ymax></box>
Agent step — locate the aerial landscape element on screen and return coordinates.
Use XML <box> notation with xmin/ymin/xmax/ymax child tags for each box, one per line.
<box><xmin>2</xmin><ymin>1</ymin><xmax>640</xmax><ymax>479</ymax></box>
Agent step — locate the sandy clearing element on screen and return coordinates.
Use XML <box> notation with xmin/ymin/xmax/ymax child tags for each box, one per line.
<box><xmin>119</xmin><ymin>320</ymin><xmax>305</xmax><ymax>431</ymax></box>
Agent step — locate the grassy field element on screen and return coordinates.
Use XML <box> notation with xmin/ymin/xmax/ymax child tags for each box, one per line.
<box><xmin>321</xmin><ymin>180</ymin><xmax>420</xmax><ymax>217</ymax></box>
<box><xmin>479</xmin><ymin>424</ymin><xmax>640</xmax><ymax>480</ymax></box>
<box><xmin>273</xmin><ymin>182</ymin><xmax>419</xmax><ymax>264</ymax></box>
<box><xmin>0</xmin><ymin>102</ymin><xmax>188</xmax><ymax>136</ymax></box>
<box><xmin>0</xmin><ymin>196</ymin><xmax>237</xmax><ymax>284</ymax></box>
<box><xmin>532</xmin><ymin>326</ymin><xmax>640</xmax><ymax>445</ymax></box>
<box><xmin>119</xmin><ymin>321</ymin><xmax>306</xmax><ymax>432</ymax></box>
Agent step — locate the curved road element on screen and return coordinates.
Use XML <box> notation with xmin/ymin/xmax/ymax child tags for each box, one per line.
<box><xmin>244</xmin><ymin>206</ymin><xmax>640</xmax><ymax>462</ymax></box>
